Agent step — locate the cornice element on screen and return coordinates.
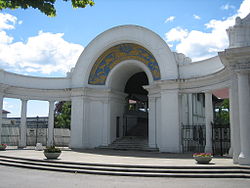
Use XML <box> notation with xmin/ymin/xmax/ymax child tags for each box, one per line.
<box><xmin>219</xmin><ymin>46</ymin><xmax>250</xmax><ymax>73</ymax></box>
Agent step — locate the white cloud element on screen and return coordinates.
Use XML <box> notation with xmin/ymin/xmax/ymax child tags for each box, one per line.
<box><xmin>0</xmin><ymin>13</ymin><xmax>17</xmax><ymax>30</ymax></box>
<box><xmin>165</xmin><ymin>27</ymin><xmax>188</xmax><ymax>42</ymax></box>
<box><xmin>237</xmin><ymin>0</ymin><xmax>250</xmax><ymax>18</ymax></box>
<box><xmin>0</xmin><ymin>31</ymin><xmax>13</xmax><ymax>44</ymax></box>
<box><xmin>193</xmin><ymin>14</ymin><xmax>201</xmax><ymax>20</ymax></box>
<box><xmin>165</xmin><ymin>0</ymin><xmax>250</xmax><ymax>61</ymax></box>
<box><xmin>0</xmin><ymin>13</ymin><xmax>84</xmax><ymax>76</ymax></box>
<box><xmin>165</xmin><ymin>16</ymin><xmax>175</xmax><ymax>23</ymax></box>
<box><xmin>221</xmin><ymin>4</ymin><xmax>235</xmax><ymax>10</ymax></box>
<box><xmin>0</xmin><ymin>31</ymin><xmax>84</xmax><ymax>75</ymax></box>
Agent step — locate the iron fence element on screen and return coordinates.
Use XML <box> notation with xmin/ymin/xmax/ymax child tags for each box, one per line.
<box><xmin>1</xmin><ymin>124</ymin><xmax>70</xmax><ymax>147</ymax></box>
<box><xmin>212</xmin><ymin>123</ymin><xmax>230</xmax><ymax>156</ymax></box>
<box><xmin>181</xmin><ymin>123</ymin><xmax>231</xmax><ymax>155</ymax></box>
<box><xmin>181</xmin><ymin>124</ymin><xmax>206</xmax><ymax>153</ymax></box>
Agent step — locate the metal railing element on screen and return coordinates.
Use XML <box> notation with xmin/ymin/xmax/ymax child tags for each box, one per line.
<box><xmin>181</xmin><ymin>124</ymin><xmax>206</xmax><ymax>153</ymax></box>
<box><xmin>212</xmin><ymin>123</ymin><xmax>230</xmax><ymax>156</ymax></box>
<box><xmin>1</xmin><ymin>124</ymin><xmax>70</xmax><ymax>147</ymax></box>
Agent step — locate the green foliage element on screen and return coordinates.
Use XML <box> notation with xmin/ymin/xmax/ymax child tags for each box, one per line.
<box><xmin>214</xmin><ymin>99</ymin><xmax>230</xmax><ymax>125</ymax></box>
<box><xmin>54</xmin><ymin>101</ymin><xmax>71</xmax><ymax>129</ymax></box>
<box><xmin>44</xmin><ymin>146</ymin><xmax>61</xmax><ymax>153</ymax></box>
<box><xmin>0</xmin><ymin>0</ymin><xmax>95</xmax><ymax>17</ymax></box>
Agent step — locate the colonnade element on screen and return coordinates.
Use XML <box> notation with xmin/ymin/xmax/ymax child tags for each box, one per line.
<box><xmin>0</xmin><ymin>96</ymin><xmax>55</xmax><ymax>147</ymax></box>
<box><xmin>0</xmin><ymin>84</ymin><xmax>249</xmax><ymax>166</ymax></box>
<box><xmin>0</xmin><ymin>91</ymin><xmax>215</xmax><ymax>151</ymax></box>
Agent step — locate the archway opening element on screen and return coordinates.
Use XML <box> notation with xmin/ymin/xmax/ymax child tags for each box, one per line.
<box><xmin>123</xmin><ymin>72</ymin><xmax>149</xmax><ymax>138</ymax></box>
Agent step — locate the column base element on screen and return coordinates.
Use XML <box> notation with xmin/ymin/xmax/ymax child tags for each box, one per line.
<box><xmin>18</xmin><ymin>145</ymin><xmax>26</xmax><ymax>149</ymax></box>
<box><xmin>148</xmin><ymin>142</ymin><xmax>156</xmax><ymax>148</ymax></box>
<box><xmin>238</xmin><ymin>152</ymin><xmax>250</xmax><ymax>165</ymax></box>
<box><xmin>228</xmin><ymin>147</ymin><xmax>233</xmax><ymax>157</ymax></box>
<box><xmin>159</xmin><ymin>146</ymin><xmax>181</xmax><ymax>153</ymax></box>
<box><xmin>233</xmin><ymin>154</ymin><xmax>239</xmax><ymax>164</ymax></box>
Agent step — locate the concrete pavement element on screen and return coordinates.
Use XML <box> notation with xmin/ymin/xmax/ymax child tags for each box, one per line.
<box><xmin>1</xmin><ymin>165</ymin><xmax>250</xmax><ymax>188</ymax></box>
<box><xmin>0</xmin><ymin>146</ymin><xmax>235</xmax><ymax>167</ymax></box>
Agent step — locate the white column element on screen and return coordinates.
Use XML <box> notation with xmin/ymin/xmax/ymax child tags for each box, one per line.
<box><xmin>229</xmin><ymin>77</ymin><xmax>241</xmax><ymax>163</ymax></box>
<box><xmin>188</xmin><ymin>94</ymin><xmax>193</xmax><ymax>125</ymax></box>
<box><xmin>47</xmin><ymin>101</ymin><xmax>55</xmax><ymax>146</ymax></box>
<box><xmin>70</xmin><ymin>96</ymin><xmax>85</xmax><ymax>148</ymax></box>
<box><xmin>205</xmin><ymin>92</ymin><xmax>213</xmax><ymax>153</ymax></box>
<box><xmin>82</xmin><ymin>98</ymin><xmax>90</xmax><ymax>147</ymax></box>
<box><xmin>148</xmin><ymin>96</ymin><xmax>156</xmax><ymax>148</ymax></box>
<box><xmin>159</xmin><ymin>90</ymin><xmax>180</xmax><ymax>153</ymax></box>
<box><xmin>237</xmin><ymin>73</ymin><xmax>250</xmax><ymax>165</ymax></box>
<box><xmin>19</xmin><ymin>99</ymin><xmax>28</xmax><ymax>148</ymax></box>
<box><xmin>0</xmin><ymin>94</ymin><xmax>3</xmax><ymax>145</ymax></box>
<box><xmin>102</xmin><ymin>100</ymin><xmax>110</xmax><ymax>146</ymax></box>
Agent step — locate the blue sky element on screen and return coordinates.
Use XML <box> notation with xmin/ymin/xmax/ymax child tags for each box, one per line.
<box><xmin>0</xmin><ymin>0</ymin><xmax>249</xmax><ymax>117</ymax></box>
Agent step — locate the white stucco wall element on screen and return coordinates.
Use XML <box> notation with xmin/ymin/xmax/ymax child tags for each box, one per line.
<box><xmin>0</xmin><ymin>69</ymin><xmax>70</xmax><ymax>89</ymax></box>
<box><xmin>110</xmin><ymin>100</ymin><xmax>124</xmax><ymax>142</ymax></box>
<box><xmin>88</xmin><ymin>100</ymin><xmax>103</xmax><ymax>147</ymax></box>
<box><xmin>179</xmin><ymin>56</ymin><xmax>225</xmax><ymax>79</ymax></box>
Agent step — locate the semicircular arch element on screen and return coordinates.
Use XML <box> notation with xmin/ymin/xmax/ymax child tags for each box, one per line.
<box><xmin>106</xmin><ymin>60</ymin><xmax>154</xmax><ymax>92</ymax></box>
<box><xmin>88</xmin><ymin>43</ymin><xmax>160</xmax><ymax>85</ymax></box>
<box><xmin>71</xmin><ymin>25</ymin><xmax>178</xmax><ymax>87</ymax></box>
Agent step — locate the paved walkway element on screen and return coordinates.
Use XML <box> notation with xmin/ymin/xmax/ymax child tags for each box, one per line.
<box><xmin>0</xmin><ymin>146</ymin><xmax>236</xmax><ymax>167</ymax></box>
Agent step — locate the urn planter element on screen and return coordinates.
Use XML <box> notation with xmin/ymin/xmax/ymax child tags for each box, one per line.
<box><xmin>0</xmin><ymin>144</ymin><xmax>7</xmax><ymax>151</ymax></box>
<box><xmin>44</xmin><ymin>152</ymin><xmax>61</xmax><ymax>159</ymax></box>
<box><xmin>193</xmin><ymin>153</ymin><xmax>213</xmax><ymax>164</ymax></box>
<box><xmin>43</xmin><ymin>146</ymin><xmax>61</xmax><ymax>159</ymax></box>
<box><xmin>194</xmin><ymin>156</ymin><xmax>212</xmax><ymax>164</ymax></box>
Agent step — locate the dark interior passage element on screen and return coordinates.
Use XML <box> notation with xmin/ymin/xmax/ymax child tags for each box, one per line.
<box><xmin>123</xmin><ymin>72</ymin><xmax>148</xmax><ymax>137</ymax></box>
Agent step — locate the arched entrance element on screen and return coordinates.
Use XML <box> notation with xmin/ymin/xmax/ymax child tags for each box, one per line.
<box><xmin>87</xmin><ymin>43</ymin><xmax>160</xmax><ymax>150</ymax></box>
<box><xmin>105</xmin><ymin>61</ymin><xmax>154</xmax><ymax>150</ymax></box>
<box><xmin>124</xmin><ymin>72</ymin><xmax>149</xmax><ymax>138</ymax></box>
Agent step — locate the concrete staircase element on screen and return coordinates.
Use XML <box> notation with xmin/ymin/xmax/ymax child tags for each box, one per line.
<box><xmin>0</xmin><ymin>155</ymin><xmax>250</xmax><ymax>178</ymax></box>
<box><xmin>104</xmin><ymin>136</ymin><xmax>158</xmax><ymax>151</ymax></box>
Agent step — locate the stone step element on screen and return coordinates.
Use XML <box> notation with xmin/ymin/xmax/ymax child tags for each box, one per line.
<box><xmin>107</xmin><ymin>136</ymin><xmax>154</xmax><ymax>151</ymax></box>
<box><xmin>98</xmin><ymin>146</ymin><xmax>158</xmax><ymax>152</ymax></box>
<box><xmin>0</xmin><ymin>155</ymin><xmax>250</xmax><ymax>178</ymax></box>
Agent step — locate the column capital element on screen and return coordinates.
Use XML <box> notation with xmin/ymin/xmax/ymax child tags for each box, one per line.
<box><xmin>71</xmin><ymin>87</ymin><xmax>87</xmax><ymax>97</ymax></box>
<box><xmin>161</xmin><ymin>89</ymin><xmax>179</xmax><ymax>95</ymax></box>
<box><xmin>219</xmin><ymin>46</ymin><xmax>250</xmax><ymax>73</ymax></box>
<box><xmin>148</xmin><ymin>96</ymin><xmax>156</xmax><ymax>102</ymax></box>
<box><xmin>48</xmin><ymin>100</ymin><xmax>56</xmax><ymax>107</ymax></box>
<box><xmin>204</xmin><ymin>91</ymin><xmax>213</xmax><ymax>95</ymax></box>
<box><xmin>237</xmin><ymin>71</ymin><xmax>249</xmax><ymax>76</ymax></box>
<box><xmin>20</xmin><ymin>98</ymin><xmax>28</xmax><ymax>103</ymax></box>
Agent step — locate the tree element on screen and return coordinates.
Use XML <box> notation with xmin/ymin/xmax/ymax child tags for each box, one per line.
<box><xmin>54</xmin><ymin>101</ymin><xmax>71</xmax><ymax>129</ymax></box>
<box><xmin>0</xmin><ymin>0</ymin><xmax>95</xmax><ymax>17</ymax></box>
<box><xmin>214</xmin><ymin>99</ymin><xmax>229</xmax><ymax>125</ymax></box>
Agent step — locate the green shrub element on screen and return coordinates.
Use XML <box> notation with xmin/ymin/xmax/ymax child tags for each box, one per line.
<box><xmin>44</xmin><ymin>146</ymin><xmax>61</xmax><ymax>153</ymax></box>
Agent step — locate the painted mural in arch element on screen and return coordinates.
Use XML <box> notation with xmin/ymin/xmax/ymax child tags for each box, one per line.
<box><xmin>88</xmin><ymin>43</ymin><xmax>161</xmax><ymax>85</ymax></box>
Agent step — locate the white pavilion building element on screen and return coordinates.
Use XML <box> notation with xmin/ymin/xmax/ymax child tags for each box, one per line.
<box><xmin>1</xmin><ymin>14</ymin><xmax>250</xmax><ymax>165</ymax></box>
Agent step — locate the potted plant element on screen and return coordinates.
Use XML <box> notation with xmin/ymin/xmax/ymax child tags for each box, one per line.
<box><xmin>193</xmin><ymin>153</ymin><xmax>213</xmax><ymax>164</ymax></box>
<box><xmin>0</xmin><ymin>144</ymin><xmax>7</xmax><ymax>151</ymax></box>
<box><xmin>43</xmin><ymin>146</ymin><xmax>61</xmax><ymax>159</ymax></box>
